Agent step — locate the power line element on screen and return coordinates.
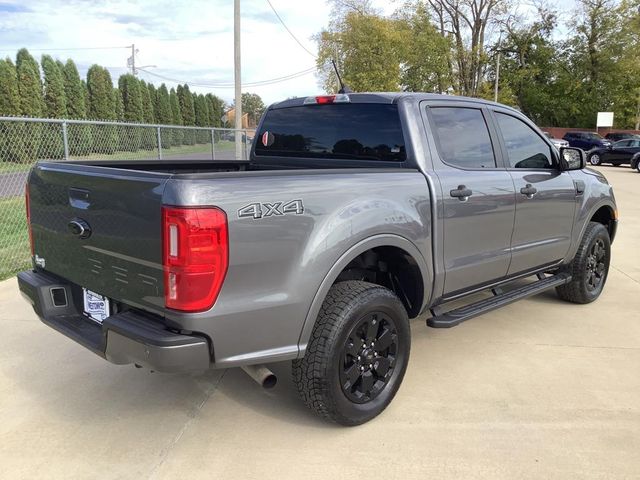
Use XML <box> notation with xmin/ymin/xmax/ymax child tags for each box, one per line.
<box><xmin>0</xmin><ymin>46</ymin><xmax>131</xmax><ymax>53</ymax></box>
<box><xmin>265</xmin><ymin>0</ymin><xmax>317</xmax><ymax>58</ymax></box>
<box><xmin>136</xmin><ymin>66</ymin><xmax>317</xmax><ymax>89</ymax></box>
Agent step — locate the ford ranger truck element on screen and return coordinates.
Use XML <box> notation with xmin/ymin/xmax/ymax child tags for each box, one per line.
<box><xmin>18</xmin><ymin>93</ymin><xmax>618</xmax><ymax>426</ymax></box>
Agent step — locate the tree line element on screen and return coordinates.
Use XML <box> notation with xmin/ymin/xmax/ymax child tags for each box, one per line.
<box><xmin>317</xmin><ymin>0</ymin><xmax>640</xmax><ymax>129</ymax></box>
<box><xmin>0</xmin><ymin>48</ymin><xmax>269</xmax><ymax>162</ymax></box>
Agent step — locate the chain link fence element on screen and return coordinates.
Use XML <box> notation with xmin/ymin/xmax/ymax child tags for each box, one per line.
<box><xmin>0</xmin><ymin>116</ymin><xmax>253</xmax><ymax>280</ymax></box>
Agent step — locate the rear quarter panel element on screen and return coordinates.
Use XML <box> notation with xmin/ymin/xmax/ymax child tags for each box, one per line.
<box><xmin>162</xmin><ymin>170</ymin><xmax>432</xmax><ymax>367</ymax></box>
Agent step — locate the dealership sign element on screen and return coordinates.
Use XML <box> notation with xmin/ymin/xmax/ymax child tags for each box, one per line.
<box><xmin>597</xmin><ymin>112</ymin><xmax>614</xmax><ymax>128</ymax></box>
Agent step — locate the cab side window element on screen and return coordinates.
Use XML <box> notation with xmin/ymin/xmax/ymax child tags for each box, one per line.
<box><xmin>430</xmin><ymin>107</ymin><xmax>496</xmax><ymax>169</ymax></box>
<box><xmin>496</xmin><ymin>112</ymin><xmax>554</xmax><ymax>169</ymax></box>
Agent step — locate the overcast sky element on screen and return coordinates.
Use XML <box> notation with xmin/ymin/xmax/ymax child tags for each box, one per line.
<box><xmin>0</xmin><ymin>0</ymin><xmax>577</xmax><ymax>106</ymax></box>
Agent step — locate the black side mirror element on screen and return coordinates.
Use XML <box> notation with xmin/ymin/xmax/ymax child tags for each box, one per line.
<box><xmin>559</xmin><ymin>147</ymin><xmax>586</xmax><ymax>171</ymax></box>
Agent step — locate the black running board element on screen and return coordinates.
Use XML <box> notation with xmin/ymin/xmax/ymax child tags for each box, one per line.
<box><xmin>427</xmin><ymin>273</ymin><xmax>571</xmax><ymax>328</ymax></box>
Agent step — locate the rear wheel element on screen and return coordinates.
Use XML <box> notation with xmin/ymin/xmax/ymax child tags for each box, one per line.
<box><xmin>589</xmin><ymin>153</ymin><xmax>602</xmax><ymax>166</ymax></box>
<box><xmin>556</xmin><ymin>222</ymin><xmax>611</xmax><ymax>304</ymax></box>
<box><xmin>292</xmin><ymin>281</ymin><xmax>410</xmax><ymax>426</ymax></box>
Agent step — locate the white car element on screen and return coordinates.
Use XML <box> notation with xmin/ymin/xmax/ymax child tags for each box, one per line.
<box><xmin>544</xmin><ymin>132</ymin><xmax>569</xmax><ymax>149</ymax></box>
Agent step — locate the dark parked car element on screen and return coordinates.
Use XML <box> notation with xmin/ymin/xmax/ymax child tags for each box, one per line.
<box><xmin>588</xmin><ymin>138</ymin><xmax>640</xmax><ymax>166</ymax></box>
<box><xmin>605</xmin><ymin>132</ymin><xmax>640</xmax><ymax>142</ymax></box>
<box><xmin>563</xmin><ymin>131</ymin><xmax>612</xmax><ymax>151</ymax></box>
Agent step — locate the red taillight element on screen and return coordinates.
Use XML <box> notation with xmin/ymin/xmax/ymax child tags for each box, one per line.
<box><xmin>25</xmin><ymin>184</ymin><xmax>34</xmax><ymax>256</ymax></box>
<box><xmin>162</xmin><ymin>206</ymin><xmax>228</xmax><ymax>312</ymax></box>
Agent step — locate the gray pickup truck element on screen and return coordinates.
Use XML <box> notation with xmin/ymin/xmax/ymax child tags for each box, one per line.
<box><xmin>18</xmin><ymin>93</ymin><xmax>618</xmax><ymax>425</ymax></box>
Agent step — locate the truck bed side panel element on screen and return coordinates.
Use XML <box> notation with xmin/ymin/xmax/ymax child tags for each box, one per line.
<box><xmin>162</xmin><ymin>170</ymin><xmax>432</xmax><ymax>367</ymax></box>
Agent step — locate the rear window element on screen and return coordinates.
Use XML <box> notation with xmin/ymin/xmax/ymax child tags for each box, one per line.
<box><xmin>255</xmin><ymin>104</ymin><xmax>406</xmax><ymax>162</ymax></box>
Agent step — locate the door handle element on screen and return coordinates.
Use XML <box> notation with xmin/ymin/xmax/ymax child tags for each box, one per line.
<box><xmin>520</xmin><ymin>184</ymin><xmax>537</xmax><ymax>198</ymax></box>
<box><xmin>450</xmin><ymin>185</ymin><xmax>473</xmax><ymax>201</ymax></box>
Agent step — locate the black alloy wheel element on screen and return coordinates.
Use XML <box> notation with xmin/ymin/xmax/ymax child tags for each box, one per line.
<box><xmin>339</xmin><ymin>311</ymin><xmax>398</xmax><ymax>404</ymax></box>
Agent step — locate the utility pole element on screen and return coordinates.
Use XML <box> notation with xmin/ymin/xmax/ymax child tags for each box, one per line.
<box><xmin>234</xmin><ymin>0</ymin><xmax>243</xmax><ymax>160</ymax></box>
<box><xmin>494</xmin><ymin>32</ymin><xmax>502</xmax><ymax>103</ymax></box>
<box><xmin>127</xmin><ymin>44</ymin><xmax>137</xmax><ymax>75</ymax></box>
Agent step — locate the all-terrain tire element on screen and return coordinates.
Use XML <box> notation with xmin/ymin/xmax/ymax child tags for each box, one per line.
<box><xmin>292</xmin><ymin>281</ymin><xmax>410</xmax><ymax>426</ymax></box>
<box><xmin>556</xmin><ymin>222</ymin><xmax>611</xmax><ymax>304</ymax></box>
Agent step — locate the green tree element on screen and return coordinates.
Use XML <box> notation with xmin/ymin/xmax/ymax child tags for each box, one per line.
<box><xmin>16</xmin><ymin>49</ymin><xmax>44</xmax><ymax>160</ymax></box>
<box><xmin>118</xmin><ymin>74</ymin><xmax>143</xmax><ymax>151</ymax></box>
<box><xmin>86</xmin><ymin>65</ymin><xmax>116</xmax><ymax>153</ymax></box>
<box><xmin>169</xmin><ymin>87</ymin><xmax>184</xmax><ymax>146</ymax></box>
<box><xmin>140</xmin><ymin>80</ymin><xmax>155</xmax><ymax>123</ymax></box>
<box><xmin>139</xmin><ymin>80</ymin><xmax>156</xmax><ymax>149</ymax></box>
<box><xmin>82</xmin><ymin>80</ymin><xmax>91</xmax><ymax>118</ymax></box>
<box><xmin>63</xmin><ymin>60</ymin><xmax>92</xmax><ymax>155</ymax></box>
<box><xmin>0</xmin><ymin>58</ymin><xmax>24</xmax><ymax>162</ymax></box>
<box><xmin>40</xmin><ymin>55</ymin><xmax>67</xmax><ymax>158</ymax></box>
<box><xmin>41</xmin><ymin>55</ymin><xmax>67</xmax><ymax>118</ymax></box>
<box><xmin>118</xmin><ymin>74</ymin><xmax>144</xmax><ymax>122</ymax></box>
<box><xmin>317</xmin><ymin>12</ymin><xmax>404</xmax><ymax>92</ymax></box>
<box><xmin>205</xmin><ymin>93</ymin><xmax>225</xmax><ymax>127</ymax></box>
<box><xmin>486</xmin><ymin>6</ymin><xmax>563</xmax><ymax>124</ymax></box>
<box><xmin>194</xmin><ymin>93</ymin><xmax>210</xmax><ymax>143</ymax></box>
<box><xmin>62</xmin><ymin>60</ymin><xmax>86</xmax><ymax>119</ymax></box>
<box><xmin>156</xmin><ymin>84</ymin><xmax>172</xmax><ymax>148</ymax></box>
<box><xmin>16</xmin><ymin>49</ymin><xmax>44</xmax><ymax>117</ymax></box>
<box><xmin>177</xmin><ymin>84</ymin><xmax>195</xmax><ymax>144</ymax></box>
<box><xmin>146</xmin><ymin>82</ymin><xmax>157</xmax><ymax>122</ymax></box>
<box><xmin>0</xmin><ymin>58</ymin><xmax>20</xmax><ymax>116</ymax></box>
<box><xmin>240</xmin><ymin>92</ymin><xmax>265</xmax><ymax>126</ymax></box>
<box><xmin>395</xmin><ymin>1</ymin><xmax>451</xmax><ymax>93</ymax></box>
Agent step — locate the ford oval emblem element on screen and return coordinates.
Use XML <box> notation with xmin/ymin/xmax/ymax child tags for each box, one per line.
<box><xmin>68</xmin><ymin>218</ymin><xmax>92</xmax><ymax>239</ymax></box>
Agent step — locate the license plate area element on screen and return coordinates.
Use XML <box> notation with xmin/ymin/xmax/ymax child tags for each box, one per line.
<box><xmin>82</xmin><ymin>288</ymin><xmax>110</xmax><ymax>324</ymax></box>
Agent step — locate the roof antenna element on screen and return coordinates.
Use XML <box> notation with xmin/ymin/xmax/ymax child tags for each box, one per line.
<box><xmin>331</xmin><ymin>59</ymin><xmax>352</xmax><ymax>94</ymax></box>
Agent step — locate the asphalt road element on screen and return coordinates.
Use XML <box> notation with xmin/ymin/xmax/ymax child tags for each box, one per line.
<box><xmin>0</xmin><ymin>166</ymin><xmax>638</xmax><ymax>479</ymax></box>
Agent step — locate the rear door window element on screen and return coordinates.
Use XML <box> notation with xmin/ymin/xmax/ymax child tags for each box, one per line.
<box><xmin>429</xmin><ymin>107</ymin><xmax>497</xmax><ymax>169</ymax></box>
<box><xmin>255</xmin><ymin>104</ymin><xmax>406</xmax><ymax>162</ymax></box>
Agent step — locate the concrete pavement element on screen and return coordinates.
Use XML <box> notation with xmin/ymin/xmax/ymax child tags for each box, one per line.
<box><xmin>0</xmin><ymin>166</ymin><xmax>639</xmax><ymax>479</ymax></box>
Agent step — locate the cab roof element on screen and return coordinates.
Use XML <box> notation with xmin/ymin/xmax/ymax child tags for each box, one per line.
<box><xmin>269</xmin><ymin>92</ymin><xmax>513</xmax><ymax>110</ymax></box>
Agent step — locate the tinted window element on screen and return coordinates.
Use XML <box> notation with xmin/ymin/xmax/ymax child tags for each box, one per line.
<box><xmin>584</xmin><ymin>132</ymin><xmax>604</xmax><ymax>140</ymax></box>
<box><xmin>430</xmin><ymin>107</ymin><xmax>496</xmax><ymax>168</ymax></box>
<box><xmin>631</xmin><ymin>140</ymin><xmax>640</xmax><ymax>147</ymax></box>
<box><xmin>255</xmin><ymin>104</ymin><xmax>406</xmax><ymax>162</ymax></box>
<box><xmin>496</xmin><ymin>113</ymin><xmax>554</xmax><ymax>169</ymax></box>
<box><xmin>616</xmin><ymin>140</ymin><xmax>631</xmax><ymax>147</ymax></box>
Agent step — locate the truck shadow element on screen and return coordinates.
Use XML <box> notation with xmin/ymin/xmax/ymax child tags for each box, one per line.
<box><xmin>210</xmin><ymin>363</ymin><xmax>341</xmax><ymax>429</ymax></box>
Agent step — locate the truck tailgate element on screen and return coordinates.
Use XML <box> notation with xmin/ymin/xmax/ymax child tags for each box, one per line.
<box><xmin>28</xmin><ymin>162</ymin><xmax>169</xmax><ymax>312</ymax></box>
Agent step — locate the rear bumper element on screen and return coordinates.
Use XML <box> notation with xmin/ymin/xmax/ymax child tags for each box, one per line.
<box><xmin>17</xmin><ymin>270</ymin><xmax>211</xmax><ymax>373</ymax></box>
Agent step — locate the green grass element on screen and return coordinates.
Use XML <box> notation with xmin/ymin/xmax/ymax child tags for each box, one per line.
<box><xmin>0</xmin><ymin>162</ymin><xmax>32</xmax><ymax>174</ymax></box>
<box><xmin>0</xmin><ymin>196</ymin><xmax>30</xmax><ymax>280</ymax></box>
<box><xmin>0</xmin><ymin>141</ymin><xmax>241</xmax><ymax>172</ymax></box>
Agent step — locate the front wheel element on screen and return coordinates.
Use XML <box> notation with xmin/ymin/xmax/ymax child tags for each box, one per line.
<box><xmin>556</xmin><ymin>222</ymin><xmax>611</xmax><ymax>304</ymax></box>
<box><xmin>589</xmin><ymin>153</ymin><xmax>602</xmax><ymax>166</ymax></box>
<box><xmin>292</xmin><ymin>281</ymin><xmax>410</xmax><ymax>426</ymax></box>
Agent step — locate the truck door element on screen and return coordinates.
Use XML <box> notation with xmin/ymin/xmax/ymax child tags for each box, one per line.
<box><xmin>424</xmin><ymin>104</ymin><xmax>516</xmax><ymax>295</ymax></box>
<box><xmin>490</xmin><ymin>109</ymin><xmax>577</xmax><ymax>275</ymax></box>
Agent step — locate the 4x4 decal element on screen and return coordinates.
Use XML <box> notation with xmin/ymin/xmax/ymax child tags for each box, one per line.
<box><xmin>238</xmin><ymin>199</ymin><xmax>304</xmax><ymax>219</ymax></box>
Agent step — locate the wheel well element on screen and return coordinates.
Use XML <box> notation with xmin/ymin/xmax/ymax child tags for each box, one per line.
<box><xmin>333</xmin><ymin>246</ymin><xmax>424</xmax><ymax>318</ymax></box>
<box><xmin>590</xmin><ymin>206</ymin><xmax>616</xmax><ymax>238</ymax></box>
